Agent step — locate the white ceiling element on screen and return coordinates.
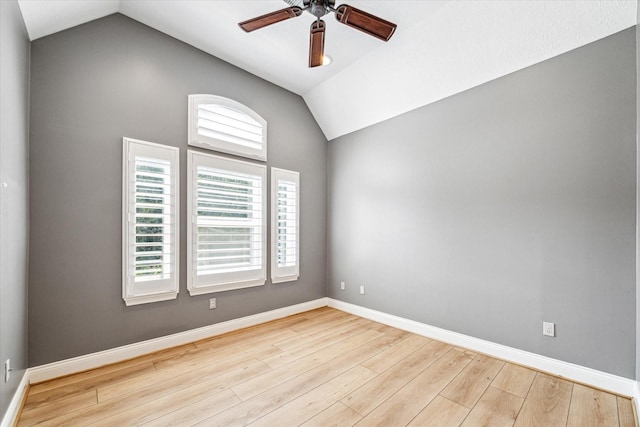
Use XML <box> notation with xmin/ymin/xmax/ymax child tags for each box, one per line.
<box><xmin>17</xmin><ymin>0</ymin><xmax>638</xmax><ymax>140</ymax></box>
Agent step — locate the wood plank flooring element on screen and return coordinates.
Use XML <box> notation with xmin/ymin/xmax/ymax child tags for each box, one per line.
<box><xmin>17</xmin><ymin>307</ymin><xmax>637</xmax><ymax>427</ymax></box>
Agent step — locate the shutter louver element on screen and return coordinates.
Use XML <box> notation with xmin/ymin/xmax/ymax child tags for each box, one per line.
<box><xmin>276</xmin><ymin>180</ymin><xmax>297</xmax><ymax>268</ymax></box>
<box><xmin>133</xmin><ymin>157</ymin><xmax>175</xmax><ymax>281</ymax></box>
<box><xmin>197</xmin><ymin>105</ymin><xmax>263</xmax><ymax>150</ymax></box>
<box><xmin>195</xmin><ymin>166</ymin><xmax>263</xmax><ymax>274</ymax></box>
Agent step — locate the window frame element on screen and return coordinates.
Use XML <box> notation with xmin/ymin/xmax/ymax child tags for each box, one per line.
<box><xmin>271</xmin><ymin>167</ymin><xmax>300</xmax><ymax>284</ymax></box>
<box><xmin>187</xmin><ymin>150</ymin><xmax>267</xmax><ymax>295</ymax></box>
<box><xmin>122</xmin><ymin>137</ymin><xmax>179</xmax><ymax>306</ymax></box>
<box><xmin>188</xmin><ymin>94</ymin><xmax>267</xmax><ymax>162</ymax></box>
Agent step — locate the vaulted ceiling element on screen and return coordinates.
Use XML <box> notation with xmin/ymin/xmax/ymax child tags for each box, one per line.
<box><xmin>17</xmin><ymin>0</ymin><xmax>637</xmax><ymax>140</ymax></box>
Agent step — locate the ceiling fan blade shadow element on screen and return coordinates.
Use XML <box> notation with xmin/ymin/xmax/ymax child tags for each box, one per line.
<box><xmin>309</xmin><ymin>19</ymin><xmax>326</xmax><ymax>68</ymax></box>
<box><xmin>239</xmin><ymin>7</ymin><xmax>303</xmax><ymax>32</ymax></box>
<box><xmin>335</xmin><ymin>5</ymin><xmax>396</xmax><ymax>41</ymax></box>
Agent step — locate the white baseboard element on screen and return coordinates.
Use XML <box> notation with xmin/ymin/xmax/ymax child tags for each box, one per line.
<box><xmin>28</xmin><ymin>298</ymin><xmax>328</xmax><ymax>384</ymax></box>
<box><xmin>0</xmin><ymin>370</ymin><xmax>30</xmax><ymax>427</ymax></box>
<box><xmin>634</xmin><ymin>382</ymin><xmax>640</xmax><ymax>423</ymax></box>
<box><xmin>327</xmin><ymin>298</ymin><xmax>639</xmax><ymax>399</ymax></box>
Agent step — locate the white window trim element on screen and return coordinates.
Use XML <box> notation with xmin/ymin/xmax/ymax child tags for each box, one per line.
<box><xmin>188</xmin><ymin>94</ymin><xmax>267</xmax><ymax>162</ymax></box>
<box><xmin>271</xmin><ymin>168</ymin><xmax>300</xmax><ymax>284</ymax></box>
<box><xmin>122</xmin><ymin>138</ymin><xmax>179</xmax><ymax>306</ymax></box>
<box><xmin>187</xmin><ymin>150</ymin><xmax>267</xmax><ymax>295</ymax></box>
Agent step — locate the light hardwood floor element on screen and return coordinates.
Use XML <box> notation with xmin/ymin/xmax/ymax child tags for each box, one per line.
<box><xmin>17</xmin><ymin>307</ymin><xmax>637</xmax><ymax>427</ymax></box>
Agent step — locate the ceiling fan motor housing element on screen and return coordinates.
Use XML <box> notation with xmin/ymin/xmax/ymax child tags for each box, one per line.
<box><xmin>305</xmin><ymin>0</ymin><xmax>336</xmax><ymax>18</ymax></box>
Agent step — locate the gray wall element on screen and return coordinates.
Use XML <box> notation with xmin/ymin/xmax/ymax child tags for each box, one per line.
<box><xmin>637</xmin><ymin>5</ymin><xmax>640</xmax><ymax>383</ymax></box>
<box><xmin>328</xmin><ymin>28</ymin><xmax>636</xmax><ymax>378</ymax></box>
<box><xmin>0</xmin><ymin>0</ymin><xmax>30</xmax><ymax>418</ymax></box>
<box><xmin>29</xmin><ymin>14</ymin><xmax>327</xmax><ymax>366</ymax></box>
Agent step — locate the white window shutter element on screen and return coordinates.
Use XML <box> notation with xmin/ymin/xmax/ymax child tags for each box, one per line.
<box><xmin>122</xmin><ymin>138</ymin><xmax>179</xmax><ymax>305</ymax></box>
<box><xmin>188</xmin><ymin>95</ymin><xmax>267</xmax><ymax>161</ymax></box>
<box><xmin>271</xmin><ymin>168</ymin><xmax>300</xmax><ymax>284</ymax></box>
<box><xmin>188</xmin><ymin>151</ymin><xmax>266</xmax><ymax>295</ymax></box>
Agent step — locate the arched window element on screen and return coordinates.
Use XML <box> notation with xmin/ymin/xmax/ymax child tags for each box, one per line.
<box><xmin>188</xmin><ymin>95</ymin><xmax>267</xmax><ymax>161</ymax></box>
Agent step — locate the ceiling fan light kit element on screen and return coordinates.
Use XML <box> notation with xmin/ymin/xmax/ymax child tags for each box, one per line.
<box><xmin>238</xmin><ymin>0</ymin><xmax>397</xmax><ymax>68</ymax></box>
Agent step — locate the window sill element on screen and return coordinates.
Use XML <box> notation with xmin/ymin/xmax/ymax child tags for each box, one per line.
<box><xmin>123</xmin><ymin>290</ymin><xmax>178</xmax><ymax>306</ymax></box>
<box><xmin>271</xmin><ymin>275</ymin><xmax>299</xmax><ymax>284</ymax></box>
<box><xmin>188</xmin><ymin>279</ymin><xmax>265</xmax><ymax>296</ymax></box>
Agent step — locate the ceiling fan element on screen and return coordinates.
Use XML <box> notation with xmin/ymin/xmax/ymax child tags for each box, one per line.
<box><xmin>239</xmin><ymin>0</ymin><xmax>397</xmax><ymax>68</ymax></box>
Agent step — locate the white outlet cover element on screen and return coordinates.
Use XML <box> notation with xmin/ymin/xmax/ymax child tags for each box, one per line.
<box><xmin>340</xmin><ymin>281</ymin><xmax>345</xmax><ymax>290</ymax></box>
<box><xmin>543</xmin><ymin>321</ymin><xmax>555</xmax><ymax>337</ymax></box>
<box><xmin>4</xmin><ymin>359</ymin><xmax>10</xmax><ymax>383</ymax></box>
<box><xmin>360</xmin><ymin>286</ymin><xmax>365</xmax><ymax>295</ymax></box>
<box><xmin>209</xmin><ymin>298</ymin><xmax>216</xmax><ymax>309</ymax></box>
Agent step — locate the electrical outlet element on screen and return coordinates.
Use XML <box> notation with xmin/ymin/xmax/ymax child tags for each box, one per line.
<box><xmin>4</xmin><ymin>359</ymin><xmax>10</xmax><ymax>383</ymax></box>
<box><xmin>340</xmin><ymin>281</ymin><xmax>345</xmax><ymax>290</ymax></box>
<box><xmin>209</xmin><ymin>298</ymin><xmax>217</xmax><ymax>309</ymax></box>
<box><xmin>543</xmin><ymin>321</ymin><xmax>555</xmax><ymax>337</ymax></box>
<box><xmin>360</xmin><ymin>285</ymin><xmax>365</xmax><ymax>295</ymax></box>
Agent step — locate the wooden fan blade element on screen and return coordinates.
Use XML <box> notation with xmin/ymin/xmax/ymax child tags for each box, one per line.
<box><xmin>335</xmin><ymin>4</ymin><xmax>396</xmax><ymax>41</ymax></box>
<box><xmin>239</xmin><ymin>7</ymin><xmax>303</xmax><ymax>32</ymax></box>
<box><xmin>309</xmin><ymin>20</ymin><xmax>325</xmax><ymax>68</ymax></box>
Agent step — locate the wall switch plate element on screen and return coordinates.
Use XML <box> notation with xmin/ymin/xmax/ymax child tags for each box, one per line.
<box><xmin>4</xmin><ymin>359</ymin><xmax>10</xmax><ymax>383</ymax></box>
<box><xmin>340</xmin><ymin>281</ymin><xmax>345</xmax><ymax>290</ymax></box>
<box><xmin>543</xmin><ymin>321</ymin><xmax>555</xmax><ymax>337</ymax></box>
<box><xmin>209</xmin><ymin>298</ymin><xmax>217</xmax><ymax>309</ymax></box>
<box><xmin>360</xmin><ymin>285</ymin><xmax>365</xmax><ymax>295</ymax></box>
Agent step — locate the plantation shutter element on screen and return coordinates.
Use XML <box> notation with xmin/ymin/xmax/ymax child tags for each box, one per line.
<box><xmin>123</xmin><ymin>138</ymin><xmax>179</xmax><ymax>305</ymax></box>
<box><xmin>188</xmin><ymin>151</ymin><xmax>266</xmax><ymax>295</ymax></box>
<box><xmin>271</xmin><ymin>168</ymin><xmax>300</xmax><ymax>284</ymax></box>
<box><xmin>188</xmin><ymin>95</ymin><xmax>267</xmax><ymax>161</ymax></box>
